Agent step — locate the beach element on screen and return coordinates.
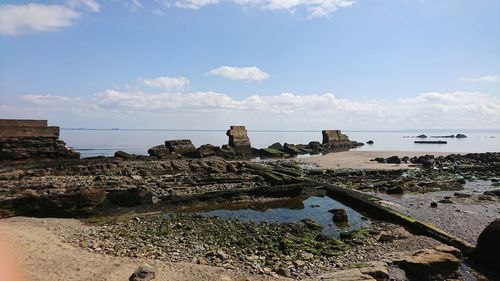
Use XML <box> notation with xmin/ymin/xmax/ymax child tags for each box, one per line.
<box><xmin>300</xmin><ymin>151</ymin><xmax>458</xmax><ymax>170</ymax></box>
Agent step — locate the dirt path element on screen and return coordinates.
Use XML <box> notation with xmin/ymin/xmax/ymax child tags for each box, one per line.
<box><xmin>301</xmin><ymin>151</ymin><xmax>456</xmax><ymax>170</ymax></box>
<box><xmin>0</xmin><ymin>217</ymin><xmax>286</xmax><ymax>281</ymax></box>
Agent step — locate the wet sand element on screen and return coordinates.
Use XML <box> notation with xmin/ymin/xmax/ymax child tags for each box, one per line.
<box><xmin>301</xmin><ymin>151</ymin><xmax>458</xmax><ymax>170</ymax></box>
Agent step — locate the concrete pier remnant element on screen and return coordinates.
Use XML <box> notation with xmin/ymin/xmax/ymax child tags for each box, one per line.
<box><xmin>226</xmin><ymin>126</ymin><xmax>251</xmax><ymax>155</ymax></box>
<box><xmin>0</xmin><ymin>119</ymin><xmax>79</xmax><ymax>160</ymax></box>
<box><xmin>321</xmin><ymin>130</ymin><xmax>363</xmax><ymax>152</ymax></box>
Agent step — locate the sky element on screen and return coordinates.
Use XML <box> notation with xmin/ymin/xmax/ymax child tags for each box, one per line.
<box><xmin>0</xmin><ymin>0</ymin><xmax>499</xmax><ymax>130</ymax></box>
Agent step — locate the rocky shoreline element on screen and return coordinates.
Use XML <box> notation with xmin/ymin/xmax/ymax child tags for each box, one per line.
<box><xmin>1</xmin><ymin>124</ymin><xmax>499</xmax><ymax>281</ymax></box>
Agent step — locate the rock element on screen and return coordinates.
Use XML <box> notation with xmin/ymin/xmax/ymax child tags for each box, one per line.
<box><xmin>386</xmin><ymin>186</ymin><xmax>404</xmax><ymax>195</ymax></box>
<box><xmin>275</xmin><ymin>267</ymin><xmax>291</xmax><ymax>277</ymax></box>
<box><xmin>258</xmin><ymin>148</ymin><xmax>285</xmax><ymax>158</ymax></box>
<box><xmin>455</xmin><ymin>134</ymin><xmax>467</xmax><ymax>138</ymax></box>
<box><xmin>438</xmin><ymin>198</ymin><xmax>453</xmax><ymax>204</ymax></box>
<box><xmin>401</xmin><ymin>156</ymin><xmax>410</xmax><ymax>163</ymax></box>
<box><xmin>282</xmin><ymin>143</ymin><xmax>304</xmax><ymax>155</ymax></box>
<box><xmin>308</xmin><ymin>141</ymin><xmax>323</xmax><ymax>152</ymax></box>
<box><xmin>453</xmin><ymin>192</ymin><xmax>470</xmax><ymax>198</ymax></box>
<box><xmin>394</xmin><ymin>249</ymin><xmax>461</xmax><ymax>279</ymax></box>
<box><xmin>300</xmin><ymin>252</ymin><xmax>314</xmax><ymax>260</ymax></box>
<box><xmin>434</xmin><ymin>245</ymin><xmax>463</xmax><ymax>259</ymax></box>
<box><xmin>147</xmin><ymin>144</ymin><xmax>171</xmax><ymax>158</ymax></box>
<box><xmin>367</xmin><ymin>140</ymin><xmax>374</xmax><ymax>145</ymax></box>
<box><xmin>475</xmin><ymin>219</ymin><xmax>500</xmax><ymax>273</ymax></box>
<box><xmin>430</xmin><ymin>201</ymin><xmax>438</xmax><ymax>208</ymax></box>
<box><xmin>129</xmin><ymin>264</ymin><xmax>156</xmax><ymax>281</ymax></box>
<box><xmin>329</xmin><ymin>208</ymin><xmax>348</xmax><ymax>224</ymax></box>
<box><xmin>373</xmin><ymin>157</ymin><xmax>386</xmax><ymax>163</ymax></box>
<box><xmin>195</xmin><ymin>144</ymin><xmax>217</xmax><ymax>158</ymax></box>
<box><xmin>316</xmin><ymin>233</ymin><xmax>330</xmax><ymax>242</ymax></box>
<box><xmin>165</xmin><ymin>139</ymin><xmax>196</xmax><ymax>155</ymax></box>
<box><xmin>268</xmin><ymin>142</ymin><xmax>283</xmax><ymax>150</ymax></box>
<box><xmin>359</xmin><ymin>261</ymin><xmax>389</xmax><ymax>280</ymax></box>
<box><xmin>114</xmin><ymin>150</ymin><xmax>136</xmax><ymax>159</ymax></box>
<box><xmin>483</xmin><ymin>189</ymin><xmax>500</xmax><ymax>197</ymax></box>
<box><xmin>79</xmin><ymin>187</ymin><xmax>107</xmax><ymax>205</ymax></box>
<box><xmin>416</xmin><ymin>134</ymin><xmax>427</xmax><ymax>138</ymax></box>
<box><xmin>386</xmin><ymin>156</ymin><xmax>401</xmax><ymax>164</ymax></box>
<box><xmin>301</xmin><ymin>219</ymin><xmax>323</xmax><ymax>231</ymax></box>
<box><xmin>318</xmin><ymin>268</ymin><xmax>376</xmax><ymax>281</ymax></box>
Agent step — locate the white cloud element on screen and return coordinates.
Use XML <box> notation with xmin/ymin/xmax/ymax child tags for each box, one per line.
<box><xmin>18</xmin><ymin>90</ymin><xmax>500</xmax><ymax>130</ymax></box>
<box><xmin>0</xmin><ymin>1</ymin><xmax>100</xmax><ymax>36</ymax></box>
<box><xmin>162</xmin><ymin>0</ymin><xmax>355</xmax><ymax>17</ymax></box>
<box><xmin>139</xmin><ymin>76</ymin><xmax>190</xmax><ymax>91</ymax></box>
<box><xmin>208</xmin><ymin>66</ymin><xmax>270</xmax><ymax>81</ymax></box>
<box><xmin>460</xmin><ymin>75</ymin><xmax>500</xmax><ymax>82</ymax></box>
<box><xmin>68</xmin><ymin>0</ymin><xmax>101</xmax><ymax>12</ymax></box>
<box><xmin>174</xmin><ymin>0</ymin><xmax>220</xmax><ymax>9</ymax></box>
<box><xmin>0</xmin><ymin>3</ymin><xmax>80</xmax><ymax>35</ymax></box>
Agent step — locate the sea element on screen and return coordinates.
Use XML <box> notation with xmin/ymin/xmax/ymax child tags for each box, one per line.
<box><xmin>60</xmin><ymin>129</ymin><xmax>500</xmax><ymax>159</ymax></box>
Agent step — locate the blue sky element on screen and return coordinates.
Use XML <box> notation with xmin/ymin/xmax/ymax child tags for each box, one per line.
<box><xmin>0</xmin><ymin>0</ymin><xmax>499</xmax><ymax>130</ymax></box>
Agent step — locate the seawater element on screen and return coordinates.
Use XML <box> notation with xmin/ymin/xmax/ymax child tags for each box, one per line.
<box><xmin>193</xmin><ymin>196</ymin><xmax>368</xmax><ymax>238</ymax></box>
<box><xmin>60</xmin><ymin>129</ymin><xmax>500</xmax><ymax>158</ymax></box>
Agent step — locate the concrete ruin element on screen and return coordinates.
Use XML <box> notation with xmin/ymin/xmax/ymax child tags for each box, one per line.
<box><xmin>226</xmin><ymin>126</ymin><xmax>251</xmax><ymax>155</ymax></box>
<box><xmin>0</xmin><ymin>119</ymin><xmax>79</xmax><ymax>160</ymax></box>
<box><xmin>322</xmin><ymin>130</ymin><xmax>362</xmax><ymax>152</ymax></box>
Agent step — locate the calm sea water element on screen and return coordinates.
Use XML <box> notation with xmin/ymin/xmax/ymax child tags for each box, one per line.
<box><xmin>60</xmin><ymin>129</ymin><xmax>500</xmax><ymax>158</ymax></box>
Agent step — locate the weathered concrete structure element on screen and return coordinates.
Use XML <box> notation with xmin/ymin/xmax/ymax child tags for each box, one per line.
<box><xmin>0</xmin><ymin>119</ymin><xmax>79</xmax><ymax>160</ymax></box>
<box><xmin>322</xmin><ymin>130</ymin><xmax>349</xmax><ymax>144</ymax></box>
<box><xmin>321</xmin><ymin>130</ymin><xmax>363</xmax><ymax>152</ymax></box>
<box><xmin>226</xmin><ymin>126</ymin><xmax>251</xmax><ymax>155</ymax></box>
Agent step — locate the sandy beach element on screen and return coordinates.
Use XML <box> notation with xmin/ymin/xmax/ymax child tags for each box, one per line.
<box><xmin>300</xmin><ymin>151</ymin><xmax>458</xmax><ymax>170</ymax></box>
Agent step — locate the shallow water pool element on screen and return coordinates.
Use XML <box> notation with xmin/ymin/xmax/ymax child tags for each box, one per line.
<box><xmin>191</xmin><ymin>196</ymin><xmax>369</xmax><ymax>238</ymax></box>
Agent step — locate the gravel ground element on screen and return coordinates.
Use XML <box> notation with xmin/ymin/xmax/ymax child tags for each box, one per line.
<box><xmin>68</xmin><ymin>213</ymin><xmax>441</xmax><ymax>279</ymax></box>
<box><xmin>369</xmin><ymin>180</ymin><xmax>500</xmax><ymax>244</ymax></box>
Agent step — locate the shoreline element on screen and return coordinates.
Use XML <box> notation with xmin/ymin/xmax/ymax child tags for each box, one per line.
<box><xmin>300</xmin><ymin>150</ymin><xmax>465</xmax><ymax>170</ymax></box>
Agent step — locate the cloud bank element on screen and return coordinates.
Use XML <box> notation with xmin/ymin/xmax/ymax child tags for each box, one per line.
<box><xmin>14</xmin><ymin>89</ymin><xmax>500</xmax><ymax>130</ymax></box>
<box><xmin>460</xmin><ymin>75</ymin><xmax>500</xmax><ymax>83</ymax></box>
<box><xmin>208</xmin><ymin>66</ymin><xmax>270</xmax><ymax>81</ymax></box>
<box><xmin>0</xmin><ymin>1</ymin><xmax>99</xmax><ymax>35</ymax></box>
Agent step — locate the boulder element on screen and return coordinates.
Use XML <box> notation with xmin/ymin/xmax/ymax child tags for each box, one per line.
<box><xmin>394</xmin><ymin>249</ymin><xmax>461</xmax><ymax>278</ymax></box>
<box><xmin>366</xmin><ymin>140</ymin><xmax>374</xmax><ymax>145</ymax></box>
<box><xmin>386</xmin><ymin>186</ymin><xmax>404</xmax><ymax>195</ymax></box>
<box><xmin>455</xmin><ymin>134</ymin><xmax>467</xmax><ymax>138</ymax></box>
<box><xmin>258</xmin><ymin>148</ymin><xmax>285</xmax><ymax>158</ymax></box>
<box><xmin>475</xmin><ymin>219</ymin><xmax>500</xmax><ymax>273</ymax></box>
<box><xmin>318</xmin><ymin>269</ymin><xmax>376</xmax><ymax>281</ymax></box>
<box><xmin>165</xmin><ymin>139</ymin><xmax>196</xmax><ymax>154</ymax></box>
<box><xmin>329</xmin><ymin>208</ymin><xmax>348</xmax><ymax>224</ymax></box>
<box><xmin>416</xmin><ymin>134</ymin><xmax>427</xmax><ymax>138</ymax></box>
<box><xmin>386</xmin><ymin>156</ymin><xmax>401</xmax><ymax>164</ymax></box>
<box><xmin>282</xmin><ymin>143</ymin><xmax>304</xmax><ymax>154</ymax></box>
<box><xmin>147</xmin><ymin>144</ymin><xmax>171</xmax><ymax>158</ymax></box>
<box><xmin>307</xmin><ymin>141</ymin><xmax>323</xmax><ymax>152</ymax></box>
<box><xmin>268</xmin><ymin>142</ymin><xmax>283</xmax><ymax>150</ymax></box>
<box><xmin>129</xmin><ymin>264</ymin><xmax>156</xmax><ymax>281</ymax></box>
<box><xmin>114</xmin><ymin>151</ymin><xmax>136</xmax><ymax>159</ymax></box>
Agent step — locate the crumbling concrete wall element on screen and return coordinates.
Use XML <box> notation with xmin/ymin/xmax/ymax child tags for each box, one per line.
<box><xmin>0</xmin><ymin>119</ymin><xmax>79</xmax><ymax>160</ymax></box>
<box><xmin>226</xmin><ymin>126</ymin><xmax>251</xmax><ymax>155</ymax></box>
<box><xmin>321</xmin><ymin>130</ymin><xmax>361</xmax><ymax>152</ymax></box>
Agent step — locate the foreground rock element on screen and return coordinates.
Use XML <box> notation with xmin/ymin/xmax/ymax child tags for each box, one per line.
<box><xmin>475</xmin><ymin>218</ymin><xmax>500</xmax><ymax>274</ymax></box>
<box><xmin>393</xmin><ymin>248</ymin><xmax>461</xmax><ymax>279</ymax></box>
<box><xmin>129</xmin><ymin>264</ymin><xmax>156</xmax><ymax>281</ymax></box>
